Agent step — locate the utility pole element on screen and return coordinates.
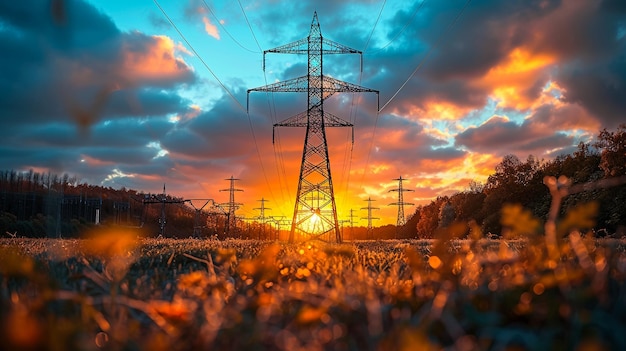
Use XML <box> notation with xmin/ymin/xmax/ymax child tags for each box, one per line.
<box><xmin>361</xmin><ymin>197</ymin><xmax>379</xmax><ymax>240</ymax></box>
<box><xmin>253</xmin><ymin>198</ymin><xmax>271</xmax><ymax>240</ymax></box>
<box><xmin>248</xmin><ymin>12</ymin><xmax>378</xmax><ymax>243</ymax></box>
<box><xmin>142</xmin><ymin>184</ymin><xmax>185</xmax><ymax>237</ymax></box>
<box><xmin>220</xmin><ymin>176</ymin><xmax>243</xmax><ymax>237</ymax></box>
<box><xmin>389</xmin><ymin>176</ymin><xmax>414</xmax><ymax>238</ymax></box>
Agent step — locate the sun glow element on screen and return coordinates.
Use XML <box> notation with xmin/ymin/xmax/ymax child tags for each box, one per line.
<box><xmin>309</xmin><ymin>212</ymin><xmax>320</xmax><ymax>226</ymax></box>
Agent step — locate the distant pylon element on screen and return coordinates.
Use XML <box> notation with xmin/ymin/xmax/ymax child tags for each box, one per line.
<box><xmin>389</xmin><ymin>176</ymin><xmax>414</xmax><ymax>234</ymax></box>
<box><xmin>247</xmin><ymin>12</ymin><xmax>379</xmax><ymax>243</ymax></box>
<box><xmin>220</xmin><ymin>176</ymin><xmax>243</xmax><ymax>237</ymax></box>
<box><xmin>253</xmin><ymin>198</ymin><xmax>272</xmax><ymax>240</ymax></box>
<box><xmin>348</xmin><ymin>208</ymin><xmax>357</xmax><ymax>240</ymax></box>
<box><xmin>142</xmin><ymin>184</ymin><xmax>185</xmax><ymax>237</ymax></box>
<box><xmin>361</xmin><ymin>197</ymin><xmax>379</xmax><ymax>240</ymax></box>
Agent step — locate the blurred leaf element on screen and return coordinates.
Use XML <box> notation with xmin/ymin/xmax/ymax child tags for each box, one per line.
<box><xmin>501</xmin><ymin>204</ymin><xmax>541</xmax><ymax>238</ymax></box>
<box><xmin>81</xmin><ymin>227</ymin><xmax>141</xmax><ymax>260</ymax></box>
<box><xmin>557</xmin><ymin>202</ymin><xmax>598</xmax><ymax>237</ymax></box>
<box><xmin>0</xmin><ymin>246</ymin><xmax>35</xmax><ymax>277</ymax></box>
<box><xmin>296</xmin><ymin>305</ymin><xmax>327</xmax><ymax>325</ymax></box>
<box><xmin>237</xmin><ymin>243</ymin><xmax>280</xmax><ymax>283</ymax></box>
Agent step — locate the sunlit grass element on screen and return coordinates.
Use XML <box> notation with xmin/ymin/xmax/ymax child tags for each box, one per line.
<box><xmin>1</xmin><ymin>232</ymin><xmax>625</xmax><ymax>350</ymax></box>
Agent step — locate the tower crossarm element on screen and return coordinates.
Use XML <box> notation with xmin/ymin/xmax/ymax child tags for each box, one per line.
<box><xmin>247</xmin><ymin>75</ymin><xmax>379</xmax><ymax>111</ymax></box>
<box><xmin>248</xmin><ymin>76</ymin><xmax>309</xmax><ymax>95</ymax></box>
<box><xmin>322</xmin><ymin>75</ymin><xmax>379</xmax><ymax>104</ymax></box>
<box><xmin>389</xmin><ymin>201</ymin><xmax>415</xmax><ymax>206</ymax></box>
<box><xmin>321</xmin><ymin>38</ymin><xmax>361</xmax><ymax>55</ymax></box>
<box><xmin>264</xmin><ymin>38</ymin><xmax>309</xmax><ymax>55</ymax></box>
<box><xmin>264</xmin><ymin>38</ymin><xmax>360</xmax><ymax>56</ymax></box>
<box><xmin>261</xmin><ymin>12</ymin><xmax>362</xmax><ymax>70</ymax></box>
<box><xmin>272</xmin><ymin>110</ymin><xmax>353</xmax><ymax>144</ymax></box>
<box><xmin>274</xmin><ymin>109</ymin><xmax>352</xmax><ymax>128</ymax></box>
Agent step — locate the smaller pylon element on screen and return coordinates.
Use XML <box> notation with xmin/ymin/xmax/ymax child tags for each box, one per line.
<box><xmin>253</xmin><ymin>198</ymin><xmax>272</xmax><ymax>240</ymax></box>
<box><xmin>389</xmin><ymin>176</ymin><xmax>414</xmax><ymax>237</ymax></box>
<box><xmin>142</xmin><ymin>184</ymin><xmax>185</xmax><ymax>237</ymax></box>
<box><xmin>361</xmin><ymin>197</ymin><xmax>379</xmax><ymax>240</ymax></box>
<box><xmin>220</xmin><ymin>176</ymin><xmax>243</xmax><ymax>237</ymax></box>
<box><xmin>347</xmin><ymin>208</ymin><xmax>357</xmax><ymax>241</ymax></box>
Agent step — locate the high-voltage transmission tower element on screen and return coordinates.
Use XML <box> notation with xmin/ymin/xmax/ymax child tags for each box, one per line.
<box><xmin>361</xmin><ymin>197</ymin><xmax>379</xmax><ymax>240</ymax></box>
<box><xmin>220</xmin><ymin>176</ymin><xmax>243</xmax><ymax>237</ymax></box>
<box><xmin>389</xmin><ymin>176</ymin><xmax>414</xmax><ymax>230</ymax></box>
<box><xmin>247</xmin><ymin>12</ymin><xmax>379</xmax><ymax>243</ymax></box>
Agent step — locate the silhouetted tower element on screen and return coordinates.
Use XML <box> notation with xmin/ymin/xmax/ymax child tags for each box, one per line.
<box><xmin>253</xmin><ymin>198</ymin><xmax>272</xmax><ymax>239</ymax></box>
<box><xmin>348</xmin><ymin>208</ymin><xmax>357</xmax><ymax>240</ymax></box>
<box><xmin>142</xmin><ymin>184</ymin><xmax>185</xmax><ymax>237</ymax></box>
<box><xmin>389</xmin><ymin>176</ymin><xmax>414</xmax><ymax>232</ymax></box>
<box><xmin>248</xmin><ymin>12</ymin><xmax>378</xmax><ymax>243</ymax></box>
<box><xmin>273</xmin><ymin>216</ymin><xmax>289</xmax><ymax>240</ymax></box>
<box><xmin>185</xmin><ymin>198</ymin><xmax>216</xmax><ymax>237</ymax></box>
<box><xmin>361</xmin><ymin>197</ymin><xmax>379</xmax><ymax>240</ymax></box>
<box><xmin>220</xmin><ymin>176</ymin><xmax>243</xmax><ymax>236</ymax></box>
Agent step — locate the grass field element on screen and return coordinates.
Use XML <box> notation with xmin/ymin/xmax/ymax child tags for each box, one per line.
<box><xmin>1</xmin><ymin>232</ymin><xmax>625</xmax><ymax>351</ymax></box>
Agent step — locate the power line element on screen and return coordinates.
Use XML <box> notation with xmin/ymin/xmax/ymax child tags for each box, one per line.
<box><xmin>379</xmin><ymin>0</ymin><xmax>472</xmax><ymax>112</ymax></box>
<box><xmin>153</xmin><ymin>0</ymin><xmax>281</xmax><ymax>220</ymax></box>
<box><xmin>339</xmin><ymin>0</ymin><xmax>387</xmax><ymax>209</ymax></box>
<box><xmin>236</xmin><ymin>0</ymin><xmax>289</xmax><ymax>214</ymax></box>
<box><xmin>362</xmin><ymin>0</ymin><xmax>387</xmax><ymax>51</ymax></box>
<box><xmin>237</xmin><ymin>0</ymin><xmax>263</xmax><ymax>53</ymax></box>
<box><xmin>200</xmin><ymin>0</ymin><xmax>260</xmax><ymax>53</ymax></box>
<box><xmin>365</xmin><ymin>0</ymin><xmax>427</xmax><ymax>55</ymax></box>
<box><xmin>152</xmin><ymin>0</ymin><xmax>246</xmax><ymax>113</ymax></box>
<box><xmin>357</xmin><ymin>0</ymin><xmax>471</xmax><ymax>201</ymax></box>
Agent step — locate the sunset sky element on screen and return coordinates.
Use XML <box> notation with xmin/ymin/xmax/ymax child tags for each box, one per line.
<box><xmin>1</xmin><ymin>0</ymin><xmax>625</xmax><ymax>225</ymax></box>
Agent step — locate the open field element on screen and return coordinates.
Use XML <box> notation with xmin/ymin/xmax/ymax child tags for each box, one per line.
<box><xmin>1</xmin><ymin>235</ymin><xmax>626</xmax><ymax>351</ymax></box>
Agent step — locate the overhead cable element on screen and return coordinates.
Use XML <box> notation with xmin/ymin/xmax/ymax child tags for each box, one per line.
<box><xmin>379</xmin><ymin>0</ymin><xmax>472</xmax><ymax>113</ymax></box>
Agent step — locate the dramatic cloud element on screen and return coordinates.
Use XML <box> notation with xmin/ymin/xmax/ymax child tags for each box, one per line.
<box><xmin>0</xmin><ymin>0</ymin><xmax>195</xmax><ymax>188</ymax></box>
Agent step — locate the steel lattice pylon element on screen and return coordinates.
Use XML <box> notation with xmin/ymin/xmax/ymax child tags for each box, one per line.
<box><xmin>220</xmin><ymin>176</ymin><xmax>242</xmax><ymax>237</ymax></box>
<box><xmin>247</xmin><ymin>12</ymin><xmax>378</xmax><ymax>243</ymax></box>
<box><xmin>389</xmin><ymin>176</ymin><xmax>415</xmax><ymax>227</ymax></box>
<box><xmin>389</xmin><ymin>176</ymin><xmax>414</xmax><ymax>238</ymax></box>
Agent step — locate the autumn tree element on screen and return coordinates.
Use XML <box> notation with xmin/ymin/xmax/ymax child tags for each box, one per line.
<box><xmin>416</xmin><ymin>196</ymin><xmax>448</xmax><ymax>238</ymax></box>
<box><xmin>480</xmin><ymin>155</ymin><xmax>543</xmax><ymax>235</ymax></box>
<box><xmin>438</xmin><ymin>201</ymin><xmax>455</xmax><ymax>228</ymax></box>
<box><xmin>595</xmin><ymin>124</ymin><xmax>626</xmax><ymax>177</ymax></box>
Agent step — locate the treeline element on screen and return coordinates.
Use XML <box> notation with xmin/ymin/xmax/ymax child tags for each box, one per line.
<box><xmin>0</xmin><ymin>171</ymin><xmax>200</xmax><ymax>238</ymax></box>
<box><xmin>403</xmin><ymin>124</ymin><xmax>626</xmax><ymax>239</ymax></box>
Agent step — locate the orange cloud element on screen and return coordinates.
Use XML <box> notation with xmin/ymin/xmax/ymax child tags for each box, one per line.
<box><xmin>202</xmin><ymin>16</ymin><xmax>220</xmax><ymax>40</ymax></box>
<box><xmin>80</xmin><ymin>155</ymin><xmax>115</xmax><ymax>167</ymax></box>
<box><xmin>476</xmin><ymin>47</ymin><xmax>556</xmax><ymax>110</ymax></box>
<box><xmin>122</xmin><ymin>35</ymin><xmax>193</xmax><ymax>84</ymax></box>
<box><xmin>398</xmin><ymin>100</ymin><xmax>472</xmax><ymax>123</ymax></box>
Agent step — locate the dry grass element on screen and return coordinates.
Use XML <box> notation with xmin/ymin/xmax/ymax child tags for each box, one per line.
<box><xmin>1</xmin><ymin>232</ymin><xmax>625</xmax><ymax>351</ymax></box>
